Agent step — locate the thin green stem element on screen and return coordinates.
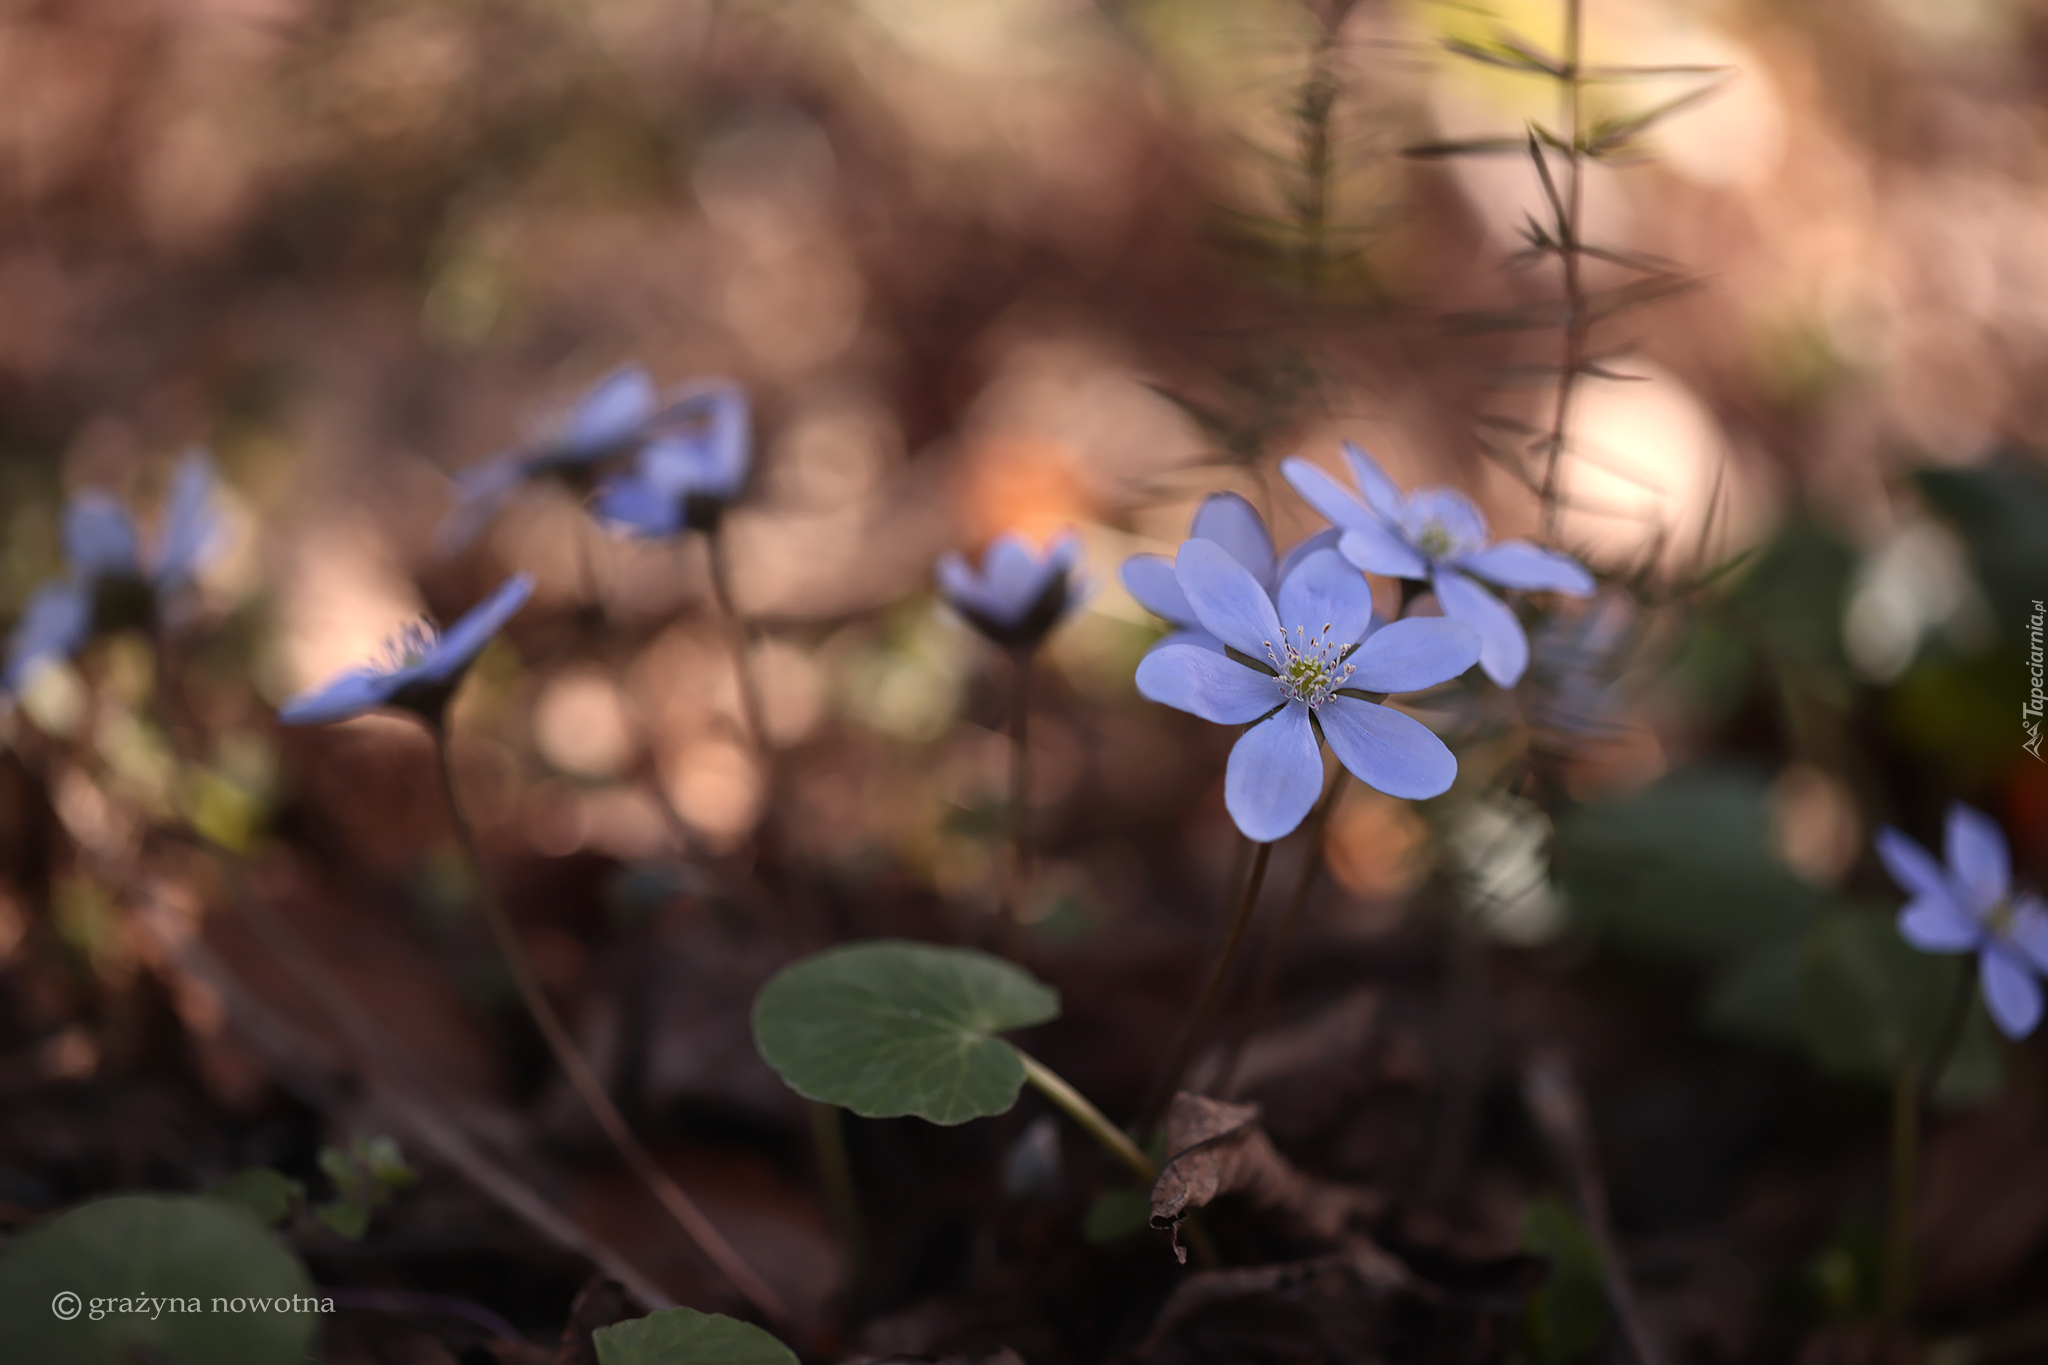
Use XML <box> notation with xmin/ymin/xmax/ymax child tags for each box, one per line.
<box><xmin>430</xmin><ymin>723</ymin><xmax>790</xmax><ymax>1324</ymax></box>
<box><xmin>1918</xmin><ymin>961</ymin><xmax>1976</xmax><ymax>1109</ymax></box>
<box><xmin>1215</xmin><ymin>771</ymin><xmax>1348</xmax><ymax>1097</ymax></box>
<box><xmin>997</xmin><ymin>647</ymin><xmax>1035</xmax><ymax>955</ymax></box>
<box><xmin>1017</xmin><ymin>1048</ymin><xmax>1155</xmax><ymax>1183</ymax></box>
<box><xmin>1143</xmin><ymin>839</ymin><xmax>1274</xmax><ymax>1128</ymax></box>
<box><xmin>1884</xmin><ymin>963</ymin><xmax>1977</xmax><ymax>1328</ymax></box>
<box><xmin>706</xmin><ymin>523</ymin><xmax>769</xmax><ymax>756</ymax></box>
<box><xmin>1882</xmin><ymin>1056</ymin><xmax>1920</xmax><ymax>1326</ymax></box>
<box><xmin>808</xmin><ymin>1100</ymin><xmax>862</xmax><ymax>1255</ymax></box>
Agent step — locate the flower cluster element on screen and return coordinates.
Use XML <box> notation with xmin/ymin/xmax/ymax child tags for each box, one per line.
<box><xmin>1283</xmin><ymin>442</ymin><xmax>1594</xmax><ymax>686</ymax></box>
<box><xmin>594</xmin><ymin>380</ymin><xmax>752</xmax><ymax>537</ymax></box>
<box><xmin>3</xmin><ymin>450</ymin><xmax>221</xmax><ymax>695</ymax></box>
<box><xmin>1135</xmin><ymin>540</ymin><xmax>1479</xmax><ymax>840</ymax></box>
<box><xmin>438</xmin><ymin>367</ymin><xmax>753</xmax><ymax>549</ymax></box>
<box><xmin>1120</xmin><ymin>470</ymin><xmax>1593</xmax><ymax>841</ymax></box>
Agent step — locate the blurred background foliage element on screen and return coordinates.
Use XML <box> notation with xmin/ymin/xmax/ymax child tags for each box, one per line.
<box><xmin>4</xmin><ymin>0</ymin><xmax>2048</xmax><ymax>1358</ymax></box>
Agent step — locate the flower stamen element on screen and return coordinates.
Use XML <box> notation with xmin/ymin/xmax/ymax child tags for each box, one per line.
<box><xmin>1265</xmin><ymin>623</ymin><xmax>1354</xmax><ymax>709</ymax></box>
<box><xmin>378</xmin><ymin>620</ymin><xmax>441</xmax><ymax>673</ymax></box>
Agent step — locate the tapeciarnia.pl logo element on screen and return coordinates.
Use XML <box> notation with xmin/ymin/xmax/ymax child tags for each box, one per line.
<box><xmin>2026</xmin><ymin>598</ymin><xmax>2045</xmax><ymax>762</ymax></box>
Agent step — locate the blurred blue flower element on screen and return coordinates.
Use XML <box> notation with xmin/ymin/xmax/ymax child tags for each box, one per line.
<box><xmin>1135</xmin><ymin>540</ymin><xmax>1481</xmax><ymax>841</ymax></box>
<box><xmin>1120</xmin><ymin>492</ymin><xmax>1337</xmax><ymax>655</ymax></box>
<box><xmin>438</xmin><ymin>365</ymin><xmax>658</xmax><ymax>551</ymax></box>
<box><xmin>3</xmin><ymin>450</ymin><xmax>222</xmax><ymax>695</ymax></box>
<box><xmin>592</xmin><ymin>380</ymin><xmax>752</xmax><ymax>537</ymax></box>
<box><xmin>279</xmin><ymin>574</ymin><xmax>534</xmax><ymax>727</ymax></box>
<box><xmin>1282</xmin><ymin>442</ymin><xmax>1594</xmax><ymax>687</ymax></box>
<box><xmin>1878</xmin><ymin>802</ymin><xmax>2048</xmax><ymax>1039</ymax></box>
<box><xmin>936</xmin><ymin>531</ymin><xmax>1084</xmax><ymax>650</ymax></box>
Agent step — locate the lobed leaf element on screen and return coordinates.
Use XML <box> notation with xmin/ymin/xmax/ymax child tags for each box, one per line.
<box><xmin>594</xmin><ymin>1307</ymin><xmax>797</xmax><ymax>1365</ymax></box>
<box><xmin>0</xmin><ymin>1196</ymin><xmax>317</xmax><ymax>1365</ymax></box>
<box><xmin>752</xmin><ymin>940</ymin><xmax>1061</xmax><ymax>1125</ymax></box>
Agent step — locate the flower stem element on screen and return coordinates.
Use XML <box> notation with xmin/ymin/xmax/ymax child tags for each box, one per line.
<box><xmin>1882</xmin><ymin>1055</ymin><xmax>1920</xmax><ymax>1327</ymax></box>
<box><xmin>429</xmin><ymin>722</ymin><xmax>789</xmax><ymax>1324</ymax></box>
<box><xmin>1918</xmin><ymin>960</ymin><xmax>1976</xmax><ymax>1109</ymax></box>
<box><xmin>705</xmin><ymin>522</ymin><xmax>769</xmax><ymax>756</ymax></box>
<box><xmin>1142</xmin><ymin>839</ymin><xmax>1274</xmax><ymax>1129</ymax></box>
<box><xmin>808</xmin><ymin>1100</ymin><xmax>862</xmax><ymax>1255</ymax></box>
<box><xmin>1214</xmin><ymin>770</ymin><xmax>1347</xmax><ymax>1097</ymax></box>
<box><xmin>1016</xmin><ymin>1048</ymin><xmax>1156</xmax><ymax>1183</ymax></box>
<box><xmin>999</xmin><ymin>646</ymin><xmax>1034</xmax><ymax>956</ymax></box>
<box><xmin>1885</xmin><ymin>962</ymin><xmax>1977</xmax><ymax>1326</ymax></box>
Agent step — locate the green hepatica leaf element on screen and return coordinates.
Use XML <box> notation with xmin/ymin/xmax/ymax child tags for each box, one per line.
<box><xmin>1554</xmin><ymin>766</ymin><xmax>1826</xmax><ymax>963</ymax></box>
<box><xmin>752</xmin><ymin>939</ymin><xmax>1061</xmax><ymax>1125</ymax></box>
<box><xmin>594</xmin><ymin>1306</ymin><xmax>798</xmax><ymax>1365</ymax></box>
<box><xmin>0</xmin><ymin>1195</ymin><xmax>316</xmax><ymax>1365</ymax></box>
<box><xmin>1796</xmin><ymin>911</ymin><xmax>2005</xmax><ymax>1103</ymax></box>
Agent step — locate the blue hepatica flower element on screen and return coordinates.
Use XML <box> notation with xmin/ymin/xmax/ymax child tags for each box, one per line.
<box><xmin>279</xmin><ymin>574</ymin><xmax>534</xmax><ymax>727</ymax></box>
<box><xmin>592</xmin><ymin>380</ymin><xmax>752</xmax><ymax>537</ymax></box>
<box><xmin>1281</xmin><ymin>442</ymin><xmax>1595</xmax><ymax>687</ymax></box>
<box><xmin>1877</xmin><ymin>802</ymin><xmax>2048</xmax><ymax>1039</ymax></box>
<box><xmin>936</xmin><ymin>532</ymin><xmax>1085</xmax><ymax>651</ymax></box>
<box><xmin>438</xmin><ymin>365</ymin><xmax>659</xmax><ymax>551</ymax></box>
<box><xmin>4</xmin><ymin>450</ymin><xmax>222</xmax><ymax>695</ymax></box>
<box><xmin>1135</xmin><ymin>540</ymin><xmax>1482</xmax><ymax>841</ymax></box>
<box><xmin>1120</xmin><ymin>492</ymin><xmax>1337</xmax><ymax>655</ymax></box>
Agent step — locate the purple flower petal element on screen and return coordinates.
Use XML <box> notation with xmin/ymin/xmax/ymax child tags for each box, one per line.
<box><xmin>1348</xmin><ymin>617</ymin><xmax>1481</xmax><ymax>694</ymax></box>
<box><xmin>655</xmin><ymin>379</ymin><xmax>751</xmax><ymax>498</ymax></box>
<box><xmin>1340</xmin><ymin>442</ymin><xmax>1406</xmax><ymax>521</ymax></box>
<box><xmin>1875</xmin><ymin>826</ymin><xmax>1952</xmax><ymax>906</ymax></box>
<box><xmin>1149</xmin><ymin>627</ymin><xmax>1227</xmax><ymax>656</ymax></box>
<box><xmin>278</xmin><ymin>668</ymin><xmax>399</xmax><ymax>726</ymax></box>
<box><xmin>564</xmin><ymin>365</ymin><xmax>657</xmax><ymax>454</ymax></box>
<box><xmin>1454</xmin><ymin>539</ymin><xmax>1595</xmax><ymax>596</ymax></box>
<box><xmin>3</xmin><ymin>580</ymin><xmax>93</xmax><ymax>694</ymax></box>
<box><xmin>1979</xmin><ymin>946</ymin><xmax>2044</xmax><ymax>1039</ymax></box>
<box><xmin>1944</xmin><ymin>803</ymin><xmax>2011</xmax><ymax>912</ymax></box>
<box><xmin>1122</xmin><ymin>554</ymin><xmax>1195</xmax><ymax>626</ymax></box>
<box><xmin>1175</xmin><ymin>538</ymin><xmax>1285</xmax><ymax>660</ymax></box>
<box><xmin>64</xmin><ymin>492</ymin><xmax>141</xmax><ymax>580</ymax></box>
<box><xmin>1273</xmin><ymin>528</ymin><xmax>1342</xmax><ymax>585</ymax></box>
<box><xmin>1191</xmin><ymin>493</ymin><xmax>1276</xmax><ymax>588</ymax></box>
<box><xmin>1318</xmin><ymin>694</ymin><xmax>1458</xmax><ymax>799</ymax></box>
<box><xmin>2008</xmin><ymin>893</ymin><xmax>2048</xmax><ymax>974</ymax></box>
<box><xmin>153</xmin><ymin>449</ymin><xmax>221</xmax><ymax>593</ymax></box>
<box><xmin>1224</xmin><ymin>701</ymin><xmax>1323</xmax><ymax>841</ymax></box>
<box><xmin>423</xmin><ymin>574</ymin><xmax>535</xmax><ymax>683</ymax></box>
<box><xmin>1335</xmin><ymin>522</ymin><xmax>1430</xmax><ymax>580</ymax></box>
<box><xmin>1136</xmin><ymin>644</ymin><xmax>1287</xmax><ymax>723</ymax></box>
<box><xmin>1280</xmin><ymin>457</ymin><xmax>1381</xmax><ymax>536</ymax></box>
<box><xmin>1897</xmin><ymin>895</ymin><xmax>1981</xmax><ymax>953</ymax></box>
<box><xmin>981</xmin><ymin>535</ymin><xmax>1048</xmax><ymax>617</ymax></box>
<box><xmin>592</xmin><ymin>473</ymin><xmax>683</xmax><ymax>537</ymax></box>
<box><xmin>938</xmin><ymin>534</ymin><xmax>1081</xmax><ymax>643</ymax></box>
<box><xmin>1433</xmin><ymin>568</ymin><xmax>1530</xmax><ymax>686</ymax></box>
<box><xmin>935</xmin><ymin>550</ymin><xmax>979</xmax><ymax>607</ymax></box>
<box><xmin>1276</xmin><ymin>550</ymin><xmax>1376</xmax><ymax>646</ymax></box>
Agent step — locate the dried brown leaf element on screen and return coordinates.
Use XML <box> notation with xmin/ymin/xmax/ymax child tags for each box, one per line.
<box><xmin>1148</xmin><ymin>1094</ymin><xmax>1382</xmax><ymax>1263</ymax></box>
